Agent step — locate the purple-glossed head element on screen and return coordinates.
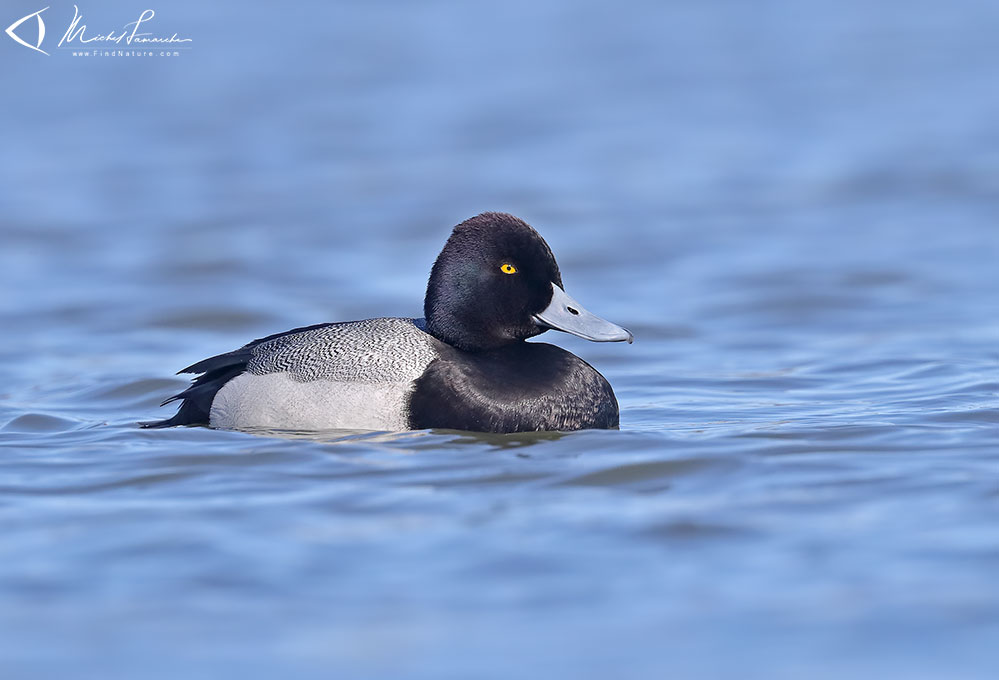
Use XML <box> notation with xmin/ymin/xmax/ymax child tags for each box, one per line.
<box><xmin>424</xmin><ymin>212</ymin><xmax>633</xmax><ymax>351</ymax></box>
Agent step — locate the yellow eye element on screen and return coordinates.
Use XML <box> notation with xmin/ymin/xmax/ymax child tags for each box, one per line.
<box><xmin>500</xmin><ymin>263</ymin><xmax>517</xmax><ymax>274</ymax></box>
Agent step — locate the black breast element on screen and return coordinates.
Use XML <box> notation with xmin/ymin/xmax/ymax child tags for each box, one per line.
<box><xmin>407</xmin><ymin>342</ymin><xmax>619</xmax><ymax>433</ymax></box>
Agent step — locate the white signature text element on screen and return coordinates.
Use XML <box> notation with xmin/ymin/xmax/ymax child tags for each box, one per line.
<box><xmin>57</xmin><ymin>5</ymin><xmax>191</xmax><ymax>47</ymax></box>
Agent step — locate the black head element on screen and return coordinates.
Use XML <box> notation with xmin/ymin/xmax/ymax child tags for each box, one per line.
<box><xmin>424</xmin><ymin>213</ymin><xmax>563</xmax><ymax>351</ymax></box>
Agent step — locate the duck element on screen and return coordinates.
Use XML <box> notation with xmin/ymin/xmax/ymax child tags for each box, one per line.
<box><xmin>144</xmin><ymin>212</ymin><xmax>633</xmax><ymax>433</ymax></box>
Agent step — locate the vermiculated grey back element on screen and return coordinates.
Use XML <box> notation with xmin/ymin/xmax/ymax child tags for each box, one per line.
<box><xmin>247</xmin><ymin>318</ymin><xmax>440</xmax><ymax>383</ymax></box>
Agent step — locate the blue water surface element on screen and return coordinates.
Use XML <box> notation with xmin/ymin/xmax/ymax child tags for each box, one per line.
<box><xmin>1</xmin><ymin>1</ymin><xmax>998</xmax><ymax>678</ymax></box>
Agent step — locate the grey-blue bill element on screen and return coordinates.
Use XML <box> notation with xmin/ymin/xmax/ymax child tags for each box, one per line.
<box><xmin>533</xmin><ymin>283</ymin><xmax>634</xmax><ymax>343</ymax></box>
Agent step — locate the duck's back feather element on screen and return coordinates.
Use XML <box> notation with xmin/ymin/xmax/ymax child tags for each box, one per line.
<box><xmin>143</xmin><ymin>318</ymin><xmax>439</xmax><ymax>429</ymax></box>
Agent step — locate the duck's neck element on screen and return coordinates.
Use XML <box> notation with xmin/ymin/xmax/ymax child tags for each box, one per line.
<box><xmin>424</xmin><ymin>322</ymin><xmax>523</xmax><ymax>352</ymax></box>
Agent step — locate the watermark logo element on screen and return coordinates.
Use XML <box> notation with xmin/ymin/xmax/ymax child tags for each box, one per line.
<box><xmin>5</xmin><ymin>4</ymin><xmax>192</xmax><ymax>57</ymax></box>
<box><xmin>6</xmin><ymin>6</ymin><xmax>49</xmax><ymax>55</ymax></box>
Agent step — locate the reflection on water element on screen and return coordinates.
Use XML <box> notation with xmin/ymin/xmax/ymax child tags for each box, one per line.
<box><xmin>2</xmin><ymin>0</ymin><xmax>999</xmax><ymax>678</ymax></box>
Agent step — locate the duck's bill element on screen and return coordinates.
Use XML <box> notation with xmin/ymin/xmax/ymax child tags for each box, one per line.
<box><xmin>533</xmin><ymin>283</ymin><xmax>634</xmax><ymax>343</ymax></box>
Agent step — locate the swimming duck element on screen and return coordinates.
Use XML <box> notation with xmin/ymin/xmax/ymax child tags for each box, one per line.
<box><xmin>145</xmin><ymin>212</ymin><xmax>632</xmax><ymax>433</ymax></box>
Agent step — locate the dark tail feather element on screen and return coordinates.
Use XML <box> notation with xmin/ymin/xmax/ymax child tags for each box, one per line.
<box><xmin>140</xmin><ymin>399</ymin><xmax>208</xmax><ymax>429</ymax></box>
<box><xmin>143</xmin><ymin>323</ymin><xmax>334</xmax><ymax>429</ymax></box>
<box><xmin>142</xmin><ymin>360</ymin><xmax>249</xmax><ymax>428</ymax></box>
<box><xmin>178</xmin><ymin>347</ymin><xmax>251</xmax><ymax>375</ymax></box>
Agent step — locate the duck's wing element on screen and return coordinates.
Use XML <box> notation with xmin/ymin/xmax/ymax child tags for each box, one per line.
<box><xmin>140</xmin><ymin>322</ymin><xmax>337</xmax><ymax>428</ymax></box>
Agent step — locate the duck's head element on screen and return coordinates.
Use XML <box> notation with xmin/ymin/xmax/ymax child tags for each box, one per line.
<box><xmin>424</xmin><ymin>212</ymin><xmax>633</xmax><ymax>352</ymax></box>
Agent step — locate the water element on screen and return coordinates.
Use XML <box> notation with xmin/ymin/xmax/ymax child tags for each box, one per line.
<box><xmin>2</xmin><ymin>0</ymin><xmax>998</xmax><ymax>677</ymax></box>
